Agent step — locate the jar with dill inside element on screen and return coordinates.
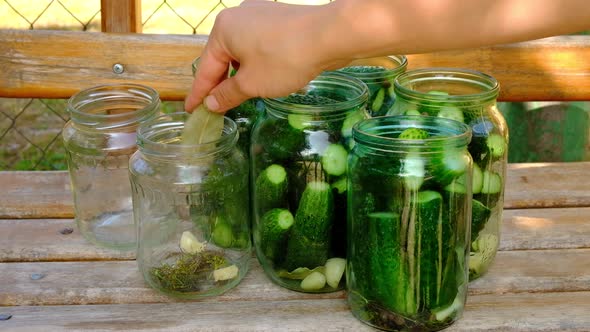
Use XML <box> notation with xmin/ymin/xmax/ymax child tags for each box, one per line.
<box><xmin>337</xmin><ymin>55</ymin><xmax>407</xmax><ymax>117</ymax></box>
<box><xmin>250</xmin><ymin>72</ymin><xmax>369</xmax><ymax>293</ymax></box>
<box><xmin>130</xmin><ymin>112</ymin><xmax>250</xmax><ymax>299</ymax></box>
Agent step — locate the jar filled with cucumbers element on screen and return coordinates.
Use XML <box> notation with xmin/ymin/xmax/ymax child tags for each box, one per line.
<box><xmin>250</xmin><ymin>71</ymin><xmax>369</xmax><ymax>292</ymax></box>
<box><xmin>337</xmin><ymin>55</ymin><xmax>407</xmax><ymax>117</ymax></box>
<box><xmin>130</xmin><ymin>112</ymin><xmax>250</xmax><ymax>299</ymax></box>
<box><xmin>347</xmin><ymin>115</ymin><xmax>472</xmax><ymax>331</ymax></box>
<box><xmin>388</xmin><ymin>68</ymin><xmax>508</xmax><ymax>280</ymax></box>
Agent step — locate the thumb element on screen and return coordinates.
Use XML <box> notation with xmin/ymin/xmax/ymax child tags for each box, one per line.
<box><xmin>204</xmin><ymin>75</ymin><xmax>251</xmax><ymax>113</ymax></box>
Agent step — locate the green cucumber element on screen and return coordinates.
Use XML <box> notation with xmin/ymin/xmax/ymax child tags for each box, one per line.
<box><xmin>287</xmin><ymin>113</ymin><xmax>313</xmax><ymax>130</ymax></box>
<box><xmin>211</xmin><ymin>216</ymin><xmax>233</xmax><ymax>248</ymax></box>
<box><xmin>321</xmin><ymin>144</ymin><xmax>348</xmax><ymax>176</ymax></box>
<box><xmin>256</xmin><ymin>118</ymin><xmax>306</xmax><ymax>160</ymax></box>
<box><xmin>399</xmin><ymin>128</ymin><xmax>430</xmax><ymax>140</ymax></box>
<box><xmin>255</xmin><ymin>164</ymin><xmax>289</xmax><ymax>214</ymax></box>
<box><xmin>486</xmin><ymin>133</ymin><xmax>506</xmax><ymax>158</ymax></box>
<box><xmin>284</xmin><ymin>181</ymin><xmax>334</xmax><ymax>270</ymax></box>
<box><xmin>437</xmin><ymin>106</ymin><xmax>465</xmax><ymax>123</ymax></box>
<box><xmin>472</xmin><ymin>163</ymin><xmax>483</xmax><ymax>194</ymax></box>
<box><xmin>367</xmin><ymin>211</ymin><xmax>407</xmax><ymax>313</ymax></box>
<box><xmin>371</xmin><ymin>88</ymin><xmax>385</xmax><ymax>113</ymax></box>
<box><xmin>413</xmin><ymin>190</ymin><xmax>445</xmax><ymax>310</ymax></box>
<box><xmin>481</xmin><ymin>170</ymin><xmax>502</xmax><ymax>194</ymax></box>
<box><xmin>471</xmin><ymin>199</ymin><xmax>492</xmax><ymax>243</ymax></box>
<box><xmin>432</xmin><ymin>147</ymin><xmax>470</xmax><ymax>186</ymax></box>
<box><xmin>330</xmin><ymin>176</ymin><xmax>347</xmax><ymax>194</ymax></box>
<box><xmin>259</xmin><ymin>209</ymin><xmax>294</xmax><ymax>264</ymax></box>
<box><xmin>341</xmin><ymin>110</ymin><xmax>365</xmax><ymax>139</ymax></box>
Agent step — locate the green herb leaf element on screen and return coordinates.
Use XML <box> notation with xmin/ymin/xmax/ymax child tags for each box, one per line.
<box><xmin>182</xmin><ymin>103</ymin><xmax>224</xmax><ymax>147</ymax></box>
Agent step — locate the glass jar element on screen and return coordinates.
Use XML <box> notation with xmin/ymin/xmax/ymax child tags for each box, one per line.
<box><xmin>129</xmin><ymin>112</ymin><xmax>250</xmax><ymax>299</ymax></box>
<box><xmin>347</xmin><ymin>115</ymin><xmax>472</xmax><ymax>331</ymax></box>
<box><xmin>62</xmin><ymin>84</ymin><xmax>160</xmax><ymax>250</ymax></box>
<box><xmin>338</xmin><ymin>55</ymin><xmax>407</xmax><ymax>117</ymax></box>
<box><xmin>250</xmin><ymin>71</ymin><xmax>369</xmax><ymax>293</ymax></box>
<box><xmin>388</xmin><ymin>68</ymin><xmax>508</xmax><ymax>280</ymax></box>
<box><xmin>192</xmin><ymin>57</ymin><xmax>264</xmax><ymax>157</ymax></box>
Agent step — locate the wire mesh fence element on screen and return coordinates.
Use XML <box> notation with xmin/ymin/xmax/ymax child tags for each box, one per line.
<box><xmin>0</xmin><ymin>0</ymin><xmax>330</xmax><ymax>170</ymax></box>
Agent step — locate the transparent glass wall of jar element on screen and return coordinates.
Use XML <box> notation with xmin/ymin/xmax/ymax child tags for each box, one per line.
<box><xmin>250</xmin><ymin>71</ymin><xmax>369</xmax><ymax>293</ymax></box>
<box><xmin>62</xmin><ymin>84</ymin><xmax>160</xmax><ymax>250</ymax></box>
<box><xmin>388</xmin><ymin>68</ymin><xmax>508</xmax><ymax>280</ymax></box>
<box><xmin>337</xmin><ymin>55</ymin><xmax>407</xmax><ymax>117</ymax></box>
<box><xmin>130</xmin><ymin>113</ymin><xmax>250</xmax><ymax>299</ymax></box>
<box><xmin>347</xmin><ymin>115</ymin><xmax>472</xmax><ymax>331</ymax></box>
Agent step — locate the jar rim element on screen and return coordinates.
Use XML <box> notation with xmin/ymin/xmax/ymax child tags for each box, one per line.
<box><xmin>394</xmin><ymin>68</ymin><xmax>499</xmax><ymax>103</ymax></box>
<box><xmin>67</xmin><ymin>83</ymin><xmax>161</xmax><ymax>129</ymax></box>
<box><xmin>262</xmin><ymin>71</ymin><xmax>369</xmax><ymax>116</ymax></box>
<box><xmin>353</xmin><ymin>115</ymin><xmax>472</xmax><ymax>152</ymax></box>
<box><xmin>136</xmin><ymin>112</ymin><xmax>238</xmax><ymax>159</ymax></box>
<box><xmin>337</xmin><ymin>55</ymin><xmax>408</xmax><ymax>80</ymax></box>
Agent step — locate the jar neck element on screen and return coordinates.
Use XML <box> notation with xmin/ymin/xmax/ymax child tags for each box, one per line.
<box><xmin>136</xmin><ymin>112</ymin><xmax>238</xmax><ymax>161</ymax></box>
<box><xmin>339</xmin><ymin>55</ymin><xmax>408</xmax><ymax>80</ymax></box>
<box><xmin>263</xmin><ymin>71</ymin><xmax>369</xmax><ymax>122</ymax></box>
<box><xmin>67</xmin><ymin>84</ymin><xmax>160</xmax><ymax>131</ymax></box>
<box><xmin>394</xmin><ymin>68</ymin><xmax>499</xmax><ymax>108</ymax></box>
<box><xmin>353</xmin><ymin>115</ymin><xmax>471</xmax><ymax>154</ymax></box>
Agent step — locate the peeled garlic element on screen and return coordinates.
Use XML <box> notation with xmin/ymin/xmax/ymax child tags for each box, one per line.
<box><xmin>213</xmin><ymin>265</ymin><xmax>239</xmax><ymax>281</ymax></box>
<box><xmin>180</xmin><ymin>231</ymin><xmax>206</xmax><ymax>254</ymax></box>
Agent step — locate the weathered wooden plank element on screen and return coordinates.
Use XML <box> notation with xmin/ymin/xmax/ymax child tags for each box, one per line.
<box><xmin>101</xmin><ymin>0</ymin><xmax>142</xmax><ymax>33</ymax></box>
<box><xmin>2</xmin><ymin>292</ymin><xmax>590</xmax><ymax>331</ymax></box>
<box><xmin>0</xmin><ymin>30</ymin><xmax>206</xmax><ymax>101</ymax></box>
<box><xmin>504</xmin><ymin>162</ymin><xmax>590</xmax><ymax>209</ymax></box>
<box><xmin>2</xmin><ymin>249</ymin><xmax>588</xmax><ymax>306</ymax></box>
<box><xmin>2</xmin><ymin>162</ymin><xmax>589</xmax><ymax>219</ymax></box>
<box><xmin>0</xmin><ymin>260</ymin><xmax>344</xmax><ymax>306</ymax></box>
<box><xmin>0</xmin><ymin>171</ymin><xmax>73</xmax><ymax>219</ymax></box>
<box><xmin>0</xmin><ymin>219</ymin><xmax>134</xmax><ymax>262</ymax></box>
<box><xmin>500</xmin><ymin>207</ymin><xmax>590</xmax><ymax>251</ymax></box>
<box><xmin>1</xmin><ymin>30</ymin><xmax>589</xmax><ymax>101</ymax></box>
<box><xmin>3</xmin><ymin>207</ymin><xmax>589</xmax><ymax>262</ymax></box>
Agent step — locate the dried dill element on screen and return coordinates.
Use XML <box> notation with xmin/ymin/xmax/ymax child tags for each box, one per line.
<box><xmin>150</xmin><ymin>250</ymin><xmax>227</xmax><ymax>292</ymax></box>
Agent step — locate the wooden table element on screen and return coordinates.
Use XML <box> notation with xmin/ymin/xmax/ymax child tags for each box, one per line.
<box><xmin>1</xmin><ymin>163</ymin><xmax>590</xmax><ymax>331</ymax></box>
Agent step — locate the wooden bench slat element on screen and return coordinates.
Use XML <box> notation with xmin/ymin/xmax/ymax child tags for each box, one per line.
<box><xmin>504</xmin><ymin>162</ymin><xmax>590</xmax><ymax>209</ymax></box>
<box><xmin>1</xmin><ymin>30</ymin><xmax>589</xmax><ymax>101</ymax></box>
<box><xmin>2</xmin><ymin>248</ymin><xmax>588</xmax><ymax>306</ymax></box>
<box><xmin>501</xmin><ymin>207</ymin><xmax>590</xmax><ymax>251</ymax></box>
<box><xmin>2</xmin><ymin>207</ymin><xmax>589</xmax><ymax>262</ymax></box>
<box><xmin>2</xmin><ymin>162</ymin><xmax>590</xmax><ymax>219</ymax></box>
<box><xmin>2</xmin><ymin>291</ymin><xmax>590</xmax><ymax>331</ymax></box>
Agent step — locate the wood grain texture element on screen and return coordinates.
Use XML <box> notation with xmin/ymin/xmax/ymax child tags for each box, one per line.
<box><xmin>504</xmin><ymin>162</ymin><xmax>590</xmax><ymax>209</ymax></box>
<box><xmin>0</xmin><ymin>30</ymin><xmax>205</xmax><ymax>101</ymax></box>
<box><xmin>0</xmin><ymin>171</ymin><xmax>73</xmax><ymax>219</ymax></box>
<box><xmin>500</xmin><ymin>207</ymin><xmax>590</xmax><ymax>251</ymax></box>
<box><xmin>2</xmin><ymin>249</ymin><xmax>588</xmax><ymax>306</ymax></box>
<box><xmin>1</xmin><ymin>30</ymin><xmax>589</xmax><ymax>101</ymax></box>
<box><xmin>101</xmin><ymin>0</ymin><xmax>142</xmax><ymax>33</ymax></box>
<box><xmin>2</xmin><ymin>292</ymin><xmax>590</xmax><ymax>332</ymax></box>
<box><xmin>2</xmin><ymin>207</ymin><xmax>589</xmax><ymax>262</ymax></box>
<box><xmin>0</xmin><ymin>219</ymin><xmax>134</xmax><ymax>262</ymax></box>
<box><xmin>2</xmin><ymin>162</ymin><xmax>589</xmax><ymax>219</ymax></box>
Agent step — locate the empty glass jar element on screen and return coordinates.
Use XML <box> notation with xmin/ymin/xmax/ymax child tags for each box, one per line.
<box><xmin>347</xmin><ymin>115</ymin><xmax>472</xmax><ymax>331</ymax></box>
<box><xmin>388</xmin><ymin>68</ymin><xmax>508</xmax><ymax>280</ymax></box>
<box><xmin>63</xmin><ymin>83</ymin><xmax>160</xmax><ymax>250</ymax></box>
<box><xmin>129</xmin><ymin>112</ymin><xmax>250</xmax><ymax>299</ymax></box>
<box><xmin>338</xmin><ymin>55</ymin><xmax>407</xmax><ymax>117</ymax></box>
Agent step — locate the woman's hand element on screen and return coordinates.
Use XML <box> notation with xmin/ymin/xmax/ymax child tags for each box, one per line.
<box><xmin>184</xmin><ymin>0</ymin><xmax>350</xmax><ymax>113</ymax></box>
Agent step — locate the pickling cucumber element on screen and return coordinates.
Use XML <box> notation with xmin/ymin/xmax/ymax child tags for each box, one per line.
<box><xmin>259</xmin><ymin>208</ymin><xmax>295</xmax><ymax>264</ymax></box>
<box><xmin>255</xmin><ymin>164</ymin><xmax>289</xmax><ymax>214</ymax></box>
<box><xmin>471</xmin><ymin>199</ymin><xmax>492</xmax><ymax>243</ymax></box>
<box><xmin>321</xmin><ymin>144</ymin><xmax>348</xmax><ymax>176</ymax></box>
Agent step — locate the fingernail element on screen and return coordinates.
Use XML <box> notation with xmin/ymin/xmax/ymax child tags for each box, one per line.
<box><xmin>204</xmin><ymin>95</ymin><xmax>219</xmax><ymax>111</ymax></box>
